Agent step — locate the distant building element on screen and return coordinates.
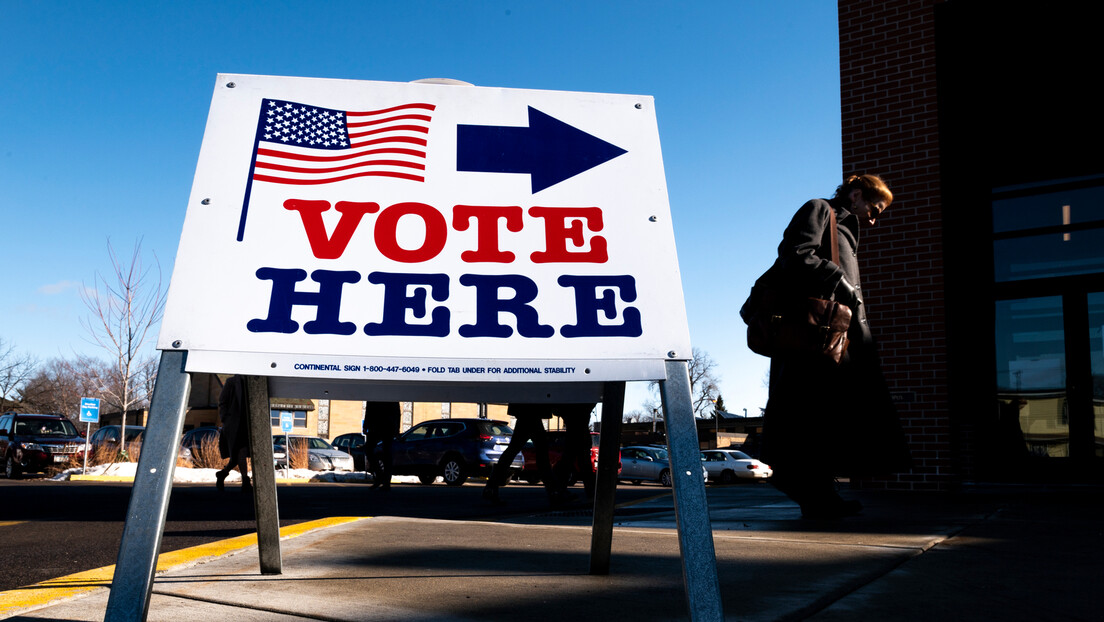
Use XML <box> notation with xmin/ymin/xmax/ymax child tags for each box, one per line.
<box><xmin>160</xmin><ymin>373</ymin><xmax>511</xmax><ymax>440</ymax></box>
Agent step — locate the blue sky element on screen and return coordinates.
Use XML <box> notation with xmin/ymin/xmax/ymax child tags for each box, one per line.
<box><xmin>1</xmin><ymin>1</ymin><xmax>842</xmax><ymax>416</ymax></box>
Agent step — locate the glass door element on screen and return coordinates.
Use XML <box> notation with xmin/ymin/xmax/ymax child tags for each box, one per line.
<box><xmin>995</xmin><ymin>297</ymin><xmax>1069</xmax><ymax>459</ymax></box>
<box><xmin>994</xmin><ymin>292</ymin><xmax>1104</xmax><ymax>478</ymax></box>
<box><xmin>990</xmin><ymin>178</ymin><xmax>1104</xmax><ymax>480</ymax></box>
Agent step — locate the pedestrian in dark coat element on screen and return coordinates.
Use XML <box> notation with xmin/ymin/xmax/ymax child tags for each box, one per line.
<box><xmin>483</xmin><ymin>403</ymin><xmax>572</xmax><ymax>505</ymax></box>
<box><xmin>762</xmin><ymin>174</ymin><xmax>910</xmax><ymax>518</ymax></box>
<box><xmin>363</xmin><ymin>401</ymin><xmax>401</xmax><ymax>490</ymax></box>
<box><xmin>551</xmin><ymin>403</ymin><xmax>597</xmax><ymax>498</ymax></box>
<box><xmin>215</xmin><ymin>375</ymin><xmax>251</xmax><ymax>493</ymax></box>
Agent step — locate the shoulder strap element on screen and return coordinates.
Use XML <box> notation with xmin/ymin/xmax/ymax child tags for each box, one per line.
<box><xmin>828</xmin><ymin>207</ymin><xmax>839</xmax><ymax>264</ymax></box>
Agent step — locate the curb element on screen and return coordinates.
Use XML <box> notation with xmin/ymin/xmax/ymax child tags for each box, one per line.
<box><xmin>0</xmin><ymin>516</ymin><xmax>367</xmax><ymax>618</ymax></box>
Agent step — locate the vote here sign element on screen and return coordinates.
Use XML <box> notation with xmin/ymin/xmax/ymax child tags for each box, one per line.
<box><xmin>158</xmin><ymin>74</ymin><xmax>691</xmax><ymax>383</ymax></box>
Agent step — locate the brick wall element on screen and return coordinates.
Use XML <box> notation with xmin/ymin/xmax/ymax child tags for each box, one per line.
<box><xmin>839</xmin><ymin>0</ymin><xmax>953</xmax><ymax>490</ymax></box>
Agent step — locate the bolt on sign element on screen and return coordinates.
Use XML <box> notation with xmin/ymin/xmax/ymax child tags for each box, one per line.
<box><xmin>158</xmin><ymin>74</ymin><xmax>691</xmax><ymax>383</ymax></box>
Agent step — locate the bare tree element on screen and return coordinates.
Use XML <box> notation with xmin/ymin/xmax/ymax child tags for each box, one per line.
<box><xmin>0</xmin><ymin>338</ymin><xmax>37</xmax><ymax>411</ymax></box>
<box><xmin>81</xmin><ymin>240</ymin><xmax>165</xmax><ymax>453</ymax></box>
<box><xmin>646</xmin><ymin>346</ymin><xmax>722</xmax><ymax>419</ymax></box>
<box><xmin>17</xmin><ymin>356</ymin><xmax>103</xmax><ymax>420</ymax></box>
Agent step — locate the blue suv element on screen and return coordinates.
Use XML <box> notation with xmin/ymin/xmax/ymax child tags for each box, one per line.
<box><xmin>387</xmin><ymin>419</ymin><xmax>523</xmax><ymax>486</ymax></box>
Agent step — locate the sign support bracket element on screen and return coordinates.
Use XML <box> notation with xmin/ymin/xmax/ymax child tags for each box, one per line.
<box><xmin>245</xmin><ymin>375</ymin><xmax>282</xmax><ymax>574</ymax></box>
<box><xmin>590</xmin><ymin>380</ymin><xmax>624</xmax><ymax>574</ymax></box>
<box><xmin>105</xmin><ymin>356</ymin><xmax>724</xmax><ymax>621</ymax></box>
<box><xmin>104</xmin><ymin>350</ymin><xmax>192</xmax><ymax>622</ymax></box>
<box><xmin>660</xmin><ymin>359</ymin><xmax>724</xmax><ymax>621</ymax></box>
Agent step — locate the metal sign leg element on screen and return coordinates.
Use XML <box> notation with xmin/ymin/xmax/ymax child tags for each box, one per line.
<box><xmin>104</xmin><ymin>350</ymin><xmax>191</xmax><ymax>622</ymax></box>
<box><xmin>590</xmin><ymin>381</ymin><xmax>624</xmax><ymax>575</ymax></box>
<box><xmin>244</xmin><ymin>376</ymin><xmax>282</xmax><ymax>574</ymax></box>
<box><xmin>660</xmin><ymin>359</ymin><xmax>724</xmax><ymax>621</ymax></box>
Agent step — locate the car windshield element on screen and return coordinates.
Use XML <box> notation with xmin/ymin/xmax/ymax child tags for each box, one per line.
<box><xmin>480</xmin><ymin>422</ymin><xmax>513</xmax><ymax>436</ymax></box>
<box><xmin>276</xmin><ymin>437</ymin><xmax>333</xmax><ymax>450</ymax></box>
<box><xmin>650</xmin><ymin>448</ymin><xmax>668</xmax><ymax>460</ymax></box>
<box><xmin>18</xmin><ymin>418</ymin><xmax>78</xmax><ymax>436</ymax></box>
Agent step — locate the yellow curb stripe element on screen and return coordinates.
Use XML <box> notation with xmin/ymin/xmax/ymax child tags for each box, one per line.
<box><xmin>0</xmin><ymin>521</ymin><xmax>24</xmax><ymax>528</ymax></box>
<box><xmin>0</xmin><ymin>516</ymin><xmax>366</xmax><ymax>617</ymax></box>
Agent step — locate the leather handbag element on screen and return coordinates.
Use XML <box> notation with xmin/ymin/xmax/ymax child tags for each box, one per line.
<box><xmin>740</xmin><ymin>208</ymin><xmax>852</xmax><ymax>364</ymax></box>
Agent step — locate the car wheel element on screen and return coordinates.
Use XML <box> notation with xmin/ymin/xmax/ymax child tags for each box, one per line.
<box><xmin>441</xmin><ymin>457</ymin><xmax>467</xmax><ymax>486</ymax></box>
<box><xmin>6</xmin><ymin>454</ymin><xmax>20</xmax><ymax>480</ymax></box>
<box><xmin>659</xmin><ymin>469</ymin><xmax>672</xmax><ymax>487</ymax></box>
<box><xmin>719</xmin><ymin>470</ymin><xmax>736</xmax><ymax>485</ymax></box>
<box><xmin>418</xmin><ymin>472</ymin><xmax>438</xmax><ymax>485</ymax></box>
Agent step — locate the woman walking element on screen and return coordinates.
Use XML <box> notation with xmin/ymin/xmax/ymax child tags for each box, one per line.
<box><xmin>760</xmin><ymin>174</ymin><xmax>910</xmax><ymax>518</ymax></box>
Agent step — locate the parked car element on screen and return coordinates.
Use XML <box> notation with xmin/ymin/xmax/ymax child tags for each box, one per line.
<box><xmin>700</xmin><ymin>449</ymin><xmax>772</xmax><ymax>483</ymax></box>
<box><xmin>181</xmin><ymin>426</ymin><xmax>288</xmax><ymax>468</ymax></box>
<box><xmin>0</xmin><ymin>412</ymin><xmax>85</xmax><ymax>478</ymax></box>
<box><xmin>619</xmin><ymin>445</ymin><xmax>707</xmax><ymax>487</ymax></box>
<box><xmin>520</xmin><ymin>431</ymin><xmax>619</xmax><ymax>486</ymax></box>
<box><xmin>273</xmin><ymin>435</ymin><xmax>354</xmax><ymax>471</ymax></box>
<box><xmin>387</xmin><ymin>418</ymin><xmax>523</xmax><ymax>486</ymax></box>
<box><xmin>88</xmin><ymin>425</ymin><xmax>146</xmax><ymax>459</ymax></box>
<box><xmin>332</xmin><ymin>432</ymin><xmax>369</xmax><ymax>471</ymax></box>
<box><xmin>179</xmin><ymin>426</ymin><xmax>220</xmax><ymax>466</ymax></box>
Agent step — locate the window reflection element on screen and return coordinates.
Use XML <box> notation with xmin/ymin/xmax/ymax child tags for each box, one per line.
<box><xmin>995</xmin><ymin>297</ymin><xmax>1069</xmax><ymax>457</ymax></box>
<box><xmin>1088</xmin><ymin>293</ymin><xmax>1104</xmax><ymax>458</ymax></box>
<box><xmin>994</xmin><ymin>230</ymin><xmax>1104</xmax><ymax>281</ymax></box>
<box><xmin>993</xmin><ymin>184</ymin><xmax>1104</xmax><ymax>232</ymax></box>
<box><xmin>993</xmin><ymin>182</ymin><xmax>1104</xmax><ymax>282</ymax></box>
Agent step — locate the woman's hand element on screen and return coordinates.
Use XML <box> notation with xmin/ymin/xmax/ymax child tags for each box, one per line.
<box><xmin>835</xmin><ymin>278</ymin><xmax>863</xmax><ymax>309</ymax></box>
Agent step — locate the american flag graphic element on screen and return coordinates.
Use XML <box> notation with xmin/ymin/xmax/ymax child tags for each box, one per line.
<box><xmin>237</xmin><ymin>98</ymin><xmax>436</xmax><ymax>241</ymax></box>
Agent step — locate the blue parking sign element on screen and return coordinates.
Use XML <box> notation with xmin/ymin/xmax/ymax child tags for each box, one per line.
<box><xmin>80</xmin><ymin>397</ymin><xmax>100</xmax><ymax>423</ymax></box>
<box><xmin>280</xmin><ymin>411</ymin><xmax>294</xmax><ymax>433</ymax></box>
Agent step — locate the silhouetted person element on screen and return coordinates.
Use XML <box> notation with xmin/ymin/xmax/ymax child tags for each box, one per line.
<box><xmin>364</xmin><ymin>402</ymin><xmax>401</xmax><ymax>490</ymax></box>
<box><xmin>484</xmin><ymin>403</ymin><xmax>571</xmax><ymax>505</ymax></box>
<box><xmin>552</xmin><ymin>403</ymin><xmax>597</xmax><ymax>498</ymax></box>
<box><xmin>215</xmin><ymin>375</ymin><xmax>251</xmax><ymax>493</ymax></box>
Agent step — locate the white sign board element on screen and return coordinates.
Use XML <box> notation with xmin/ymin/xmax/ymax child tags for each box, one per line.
<box><xmin>159</xmin><ymin>74</ymin><xmax>690</xmax><ymax>383</ymax></box>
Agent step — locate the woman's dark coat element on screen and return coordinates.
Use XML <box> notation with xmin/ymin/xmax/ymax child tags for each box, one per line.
<box><xmin>218</xmin><ymin>375</ymin><xmax>249</xmax><ymax>460</ymax></box>
<box><xmin>761</xmin><ymin>198</ymin><xmax>910</xmax><ymax>477</ymax></box>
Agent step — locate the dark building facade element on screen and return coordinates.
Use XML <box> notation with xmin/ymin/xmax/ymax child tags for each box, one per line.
<box><xmin>839</xmin><ymin>0</ymin><xmax>1104</xmax><ymax>490</ymax></box>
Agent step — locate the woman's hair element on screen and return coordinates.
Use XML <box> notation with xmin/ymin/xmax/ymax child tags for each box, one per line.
<box><xmin>832</xmin><ymin>174</ymin><xmax>893</xmax><ymax>206</ymax></box>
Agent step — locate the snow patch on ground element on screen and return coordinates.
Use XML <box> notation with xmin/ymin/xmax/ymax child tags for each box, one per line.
<box><xmin>50</xmin><ymin>463</ymin><xmax>424</xmax><ymax>484</ymax></box>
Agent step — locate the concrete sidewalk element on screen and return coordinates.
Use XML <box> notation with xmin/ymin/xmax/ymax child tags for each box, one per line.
<box><xmin>4</xmin><ymin>485</ymin><xmax>1101</xmax><ymax>621</ymax></box>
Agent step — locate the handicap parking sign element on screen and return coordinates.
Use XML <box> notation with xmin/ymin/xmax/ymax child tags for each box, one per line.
<box><xmin>79</xmin><ymin>397</ymin><xmax>100</xmax><ymax>423</ymax></box>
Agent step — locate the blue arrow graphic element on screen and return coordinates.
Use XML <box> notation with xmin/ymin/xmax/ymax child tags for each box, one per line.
<box><xmin>457</xmin><ymin>106</ymin><xmax>627</xmax><ymax>193</ymax></box>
